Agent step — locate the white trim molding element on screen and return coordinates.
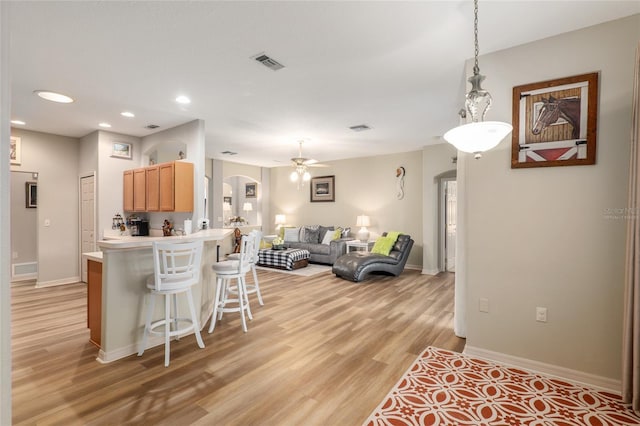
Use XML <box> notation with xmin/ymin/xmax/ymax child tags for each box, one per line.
<box><xmin>464</xmin><ymin>345</ymin><xmax>621</xmax><ymax>393</ymax></box>
<box><xmin>35</xmin><ymin>276</ymin><xmax>81</xmax><ymax>288</ymax></box>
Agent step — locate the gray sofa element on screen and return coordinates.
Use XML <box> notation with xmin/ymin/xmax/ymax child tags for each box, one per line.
<box><xmin>283</xmin><ymin>225</ymin><xmax>351</xmax><ymax>265</ymax></box>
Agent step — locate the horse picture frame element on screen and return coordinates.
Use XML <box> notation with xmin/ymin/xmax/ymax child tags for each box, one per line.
<box><xmin>511</xmin><ymin>72</ymin><xmax>598</xmax><ymax>169</ymax></box>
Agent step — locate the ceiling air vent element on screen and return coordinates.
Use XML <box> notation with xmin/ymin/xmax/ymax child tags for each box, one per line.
<box><xmin>221</xmin><ymin>150</ymin><xmax>238</xmax><ymax>156</ymax></box>
<box><xmin>252</xmin><ymin>53</ymin><xmax>285</xmax><ymax>71</ymax></box>
<box><xmin>349</xmin><ymin>124</ymin><xmax>371</xmax><ymax>132</ymax></box>
<box><xmin>145</xmin><ymin>124</ymin><xmax>160</xmax><ymax>129</ymax></box>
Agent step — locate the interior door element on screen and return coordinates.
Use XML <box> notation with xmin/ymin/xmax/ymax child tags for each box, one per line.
<box><xmin>80</xmin><ymin>174</ymin><xmax>96</xmax><ymax>282</ymax></box>
<box><xmin>445</xmin><ymin>180</ymin><xmax>457</xmax><ymax>272</ymax></box>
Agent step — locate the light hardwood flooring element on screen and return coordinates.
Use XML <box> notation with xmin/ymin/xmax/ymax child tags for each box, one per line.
<box><xmin>12</xmin><ymin>269</ymin><xmax>465</xmax><ymax>425</ymax></box>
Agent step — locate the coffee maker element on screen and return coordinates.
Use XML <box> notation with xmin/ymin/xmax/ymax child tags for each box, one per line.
<box><xmin>130</xmin><ymin>219</ymin><xmax>149</xmax><ymax>236</ymax></box>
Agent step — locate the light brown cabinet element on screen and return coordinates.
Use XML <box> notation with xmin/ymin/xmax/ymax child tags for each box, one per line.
<box><xmin>146</xmin><ymin>165</ymin><xmax>160</xmax><ymax>212</ymax></box>
<box><xmin>123</xmin><ymin>170</ymin><xmax>134</xmax><ymax>212</ymax></box>
<box><xmin>133</xmin><ymin>168</ymin><xmax>146</xmax><ymax>211</ymax></box>
<box><xmin>87</xmin><ymin>259</ymin><xmax>102</xmax><ymax>348</ymax></box>
<box><xmin>123</xmin><ymin>161</ymin><xmax>194</xmax><ymax>212</ymax></box>
<box><xmin>123</xmin><ymin>169</ymin><xmax>147</xmax><ymax>212</ymax></box>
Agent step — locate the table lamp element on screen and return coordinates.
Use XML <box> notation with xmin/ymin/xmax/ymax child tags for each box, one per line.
<box><xmin>356</xmin><ymin>215</ymin><xmax>371</xmax><ymax>242</ymax></box>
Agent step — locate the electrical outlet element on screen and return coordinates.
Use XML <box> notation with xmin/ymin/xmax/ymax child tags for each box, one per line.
<box><xmin>479</xmin><ymin>298</ymin><xmax>489</xmax><ymax>313</ymax></box>
<box><xmin>536</xmin><ymin>307</ymin><xmax>548</xmax><ymax>322</ymax></box>
<box><xmin>12</xmin><ymin>251</ymin><xmax>18</xmax><ymax>259</ymax></box>
<box><xmin>44</xmin><ymin>219</ymin><xmax>51</xmax><ymax>227</ymax></box>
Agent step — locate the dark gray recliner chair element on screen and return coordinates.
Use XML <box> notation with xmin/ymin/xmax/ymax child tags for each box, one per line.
<box><xmin>332</xmin><ymin>234</ymin><xmax>414</xmax><ymax>282</ymax></box>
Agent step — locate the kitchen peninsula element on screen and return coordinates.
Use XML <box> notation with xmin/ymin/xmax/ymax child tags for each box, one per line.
<box><xmin>94</xmin><ymin>228</ymin><xmax>233</xmax><ymax>363</ymax></box>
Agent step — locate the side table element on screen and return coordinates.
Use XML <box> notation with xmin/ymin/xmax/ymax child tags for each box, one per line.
<box><xmin>346</xmin><ymin>240</ymin><xmax>375</xmax><ymax>253</ymax></box>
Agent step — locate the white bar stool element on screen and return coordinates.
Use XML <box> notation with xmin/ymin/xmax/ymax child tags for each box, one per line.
<box><xmin>209</xmin><ymin>233</ymin><xmax>256</xmax><ymax>333</ymax></box>
<box><xmin>138</xmin><ymin>240</ymin><xmax>205</xmax><ymax>367</ymax></box>
<box><xmin>226</xmin><ymin>229</ymin><xmax>264</xmax><ymax>306</ymax></box>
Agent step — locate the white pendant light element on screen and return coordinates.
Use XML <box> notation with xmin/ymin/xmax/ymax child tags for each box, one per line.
<box><xmin>443</xmin><ymin>0</ymin><xmax>512</xmax><ymax>159</ymax></box>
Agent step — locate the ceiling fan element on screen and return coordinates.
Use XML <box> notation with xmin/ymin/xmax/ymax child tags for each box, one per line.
<box><xmin>290</xmin><ymin>141</ymin><xmax>326</xmax><ymax>186</ymax></box>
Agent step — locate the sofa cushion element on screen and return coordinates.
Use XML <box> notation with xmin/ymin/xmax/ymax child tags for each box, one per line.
<box><xmin>321</xmin><ymin>231</ymin><xmax>334</xmax><ymax>245</ymax></box>
<box><xmin>302</xmin><ymin>226</ymin><xmax>320</xmax><ymax>243</ymax></box>
<box><xmin>318</xmin><ymin>225</ymin><xmax>334</xmax><ymax>242</ymax></box>
<box><xmin>284</xmin><ymin>227</ymin><xmax>301</xmax><ymax>242</ymax></box>
<box><xmin>371</xmin><ymin>237</ymin><xmax>395</xmax><ymax>256</ymax></box>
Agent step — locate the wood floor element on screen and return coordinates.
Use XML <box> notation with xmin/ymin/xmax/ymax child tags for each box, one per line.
<box><xmin>12</xmin><ymin>269</ymin><xmax>465</xmax><ymax>425</ymax></box>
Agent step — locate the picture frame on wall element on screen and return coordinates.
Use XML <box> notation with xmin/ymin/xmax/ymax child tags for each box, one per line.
<box><xmin>511</xmin><ymin>72</ymin><xmax>598</xmax><ymax>169</ymax></box>
<box><xmin>245</xmin><ymin>182</ymin><xmax>257</xmax><ymax>198</ymax></box>
<box><xmin>10</xmin><ymin>136</ymin><xmax>21</xmax><ymax>165</ymax></box>
<box><xmin>25</xmin><ymin>182</ymin><xmax>37</xmax><ymax>208</ymax></box>
<box><xmin>111</xmin><ymin>142</ymin><xmax>132</xmax><ymax>159</ymax></box>
<box><xmin>310</xmin><ymin>175</ymin><xmax>335</xmax><ymax>202</ymax></box>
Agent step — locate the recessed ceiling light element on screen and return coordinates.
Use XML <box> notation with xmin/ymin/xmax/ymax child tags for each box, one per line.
<box><xmin>11</xmin><ymin>120</ymin><xmax>26</xmax><ymax>125</ymax></box>
<box><xmin>34</xmin><ymin>90</ymin><xmax>74</xmax><ymax>103</ymax></box>
<box><xmin>99</xmin><ymin>122</ymin><xmax>112</xmax><ymax>128</ymax></box>
<box><xmin>121</xmin><ymin>111</ymin><xmax>135</xmax><ymax>118</ymax></box>
<box><xmin>175</xmin><ymin>95</ymin><xmax>191</xmax><ymax>104</ymax></box>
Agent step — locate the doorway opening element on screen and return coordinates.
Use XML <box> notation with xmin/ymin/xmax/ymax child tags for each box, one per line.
<box><xmin>437</xmin><ymin>171</ymin><xmax>457</xmax><ymax>273</ymax></box>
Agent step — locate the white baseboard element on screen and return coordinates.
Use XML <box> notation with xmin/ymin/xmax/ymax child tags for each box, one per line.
<box><xmin>35</xmin><ymin>276</ymin><xmax>82</xmax><ymax>288</ymax></box>
<box><xmin>463</xmin><ymin>345</ymin><xmax>621</xmax><ymax>394</ymax></box>
<box><xmin>421</xmin><ymin>268</ymin><xmax>439</xmax><ymax>275</ymax></box>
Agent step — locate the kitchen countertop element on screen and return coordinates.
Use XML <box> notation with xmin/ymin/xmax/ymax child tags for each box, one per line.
<box><xmin>97</xmin><ymin>228</ymin><xmax>234</xmax><ymax>250</ymax></box>
<box><xmin>82</xmin><ymin>251</ymin><xmax>104</xmax><ymax>263</ymax></box>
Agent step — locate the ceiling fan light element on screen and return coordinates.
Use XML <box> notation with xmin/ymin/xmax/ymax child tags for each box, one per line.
<box><xmin>303</xmin><ymin>171</ymin><xmax>311</xmax><ymax>181</ymax></box>
<box><xmin>290</xmin><ymin>171</ymin><xmax>299</xmax><ymax>182</ymax></box>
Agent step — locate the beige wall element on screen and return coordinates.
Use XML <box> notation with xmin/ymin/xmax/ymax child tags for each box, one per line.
<box><xmin>463</xmin><ymin>14</ymin><xmax>640</xmax><ymax>381</ymax></box>
<box><xmin>269</xmin><ymin>150</ymin><xmax>424</xmax><ymax>268</ymax></box>
<box><xmin>10</xmin><ymin>128</ymin><xmax>80</xmax><ymax>286</ymax></box>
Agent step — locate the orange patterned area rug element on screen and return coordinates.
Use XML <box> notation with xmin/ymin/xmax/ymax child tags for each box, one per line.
<box><xmin>364</xmin><ymin>347</ymin><xmax>640</xmax><ymax>426</ymax></box>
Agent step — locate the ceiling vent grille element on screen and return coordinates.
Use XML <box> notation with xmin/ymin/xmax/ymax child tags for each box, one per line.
<box><xmin>221</xmin><ymin>150</ymin><xmax>238</xmax><ymax>156</ymax></box>
<box><xmin>349</xmin><ymin>124</ymin><xmax>371</xmax><ymax>132</ymax></box>
<box><xmin>145</xmin><ymin>124</ymin><xmax>160</xmax><ymax>129</ymax></box>
<box><xmin>252</xmin><ymin>53</ymin><xmax>285</xmax><ymax>71</ymax></box>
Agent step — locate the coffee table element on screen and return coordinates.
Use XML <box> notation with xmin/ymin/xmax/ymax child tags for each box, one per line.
<box><xmin>258</xmin><ymin>248</ymin><xmax>310</xmax><ymax>271</ymax></box>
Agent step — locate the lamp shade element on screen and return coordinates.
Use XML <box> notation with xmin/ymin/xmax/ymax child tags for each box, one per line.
<box><xmin>243</xmin><ymin>202</ymin><xmax>253</xmax><ymax>212</ymax></box>
<box><xmin>275</xmin><ymin>214</ymin><xmax>286</xmax><ymax>225</ymax></box>
<box><xmin>443</xmin><ymin>121</ymin><xmax>512</xmax><ymax>157</ymax></box>
<box><xmin>356</xmin><ymin>215</ymin><xmax>370</xmax><ymax>227</ymax></box>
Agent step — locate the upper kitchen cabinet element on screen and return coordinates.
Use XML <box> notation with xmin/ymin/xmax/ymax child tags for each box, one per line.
<box><xmin>123</xmin><ymin>161</ymin><xmax>194</xmax><ymax>212</ymax></box>
<box><xmin>123</xmin><ymin>168</ymin><xmax>147</xmax><ymax>212</ymax></box>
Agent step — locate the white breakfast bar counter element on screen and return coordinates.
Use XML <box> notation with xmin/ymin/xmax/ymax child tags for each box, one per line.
<box><xmin>95</xmin><ymin>228</ymin><xmax>233</xmax><ymax>363</ymax></box>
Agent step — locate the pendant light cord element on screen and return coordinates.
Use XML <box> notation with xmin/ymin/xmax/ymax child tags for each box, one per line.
<box><xmin>473</xmin><ymin>0</ymin><xmax>480</xmax><ymax>75</ymax></box>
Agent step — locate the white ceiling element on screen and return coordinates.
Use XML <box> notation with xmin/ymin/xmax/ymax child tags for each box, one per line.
<box><xmin>8</xmin><ymin>1</ymin><xmax>640</xmax><ymax>167</ymax></box>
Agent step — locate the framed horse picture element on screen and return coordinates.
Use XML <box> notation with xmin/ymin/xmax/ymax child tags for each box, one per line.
<box><xmin>511</xmin><ymin>72</ymin><xmax>598</xmax><ymax>169</ymax></box>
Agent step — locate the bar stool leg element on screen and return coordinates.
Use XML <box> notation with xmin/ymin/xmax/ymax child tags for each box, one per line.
<box><xmin>164</xmin><ymin>294</ymin><xmax>171</xmax><ymax>367</ymax></box>
<box><xmin>138</xmin><ymin>293</ymin><xmax>155</xmax><ymax>357</ymax></box>
<box><xmin>187</xmin><ymin>288</ymin><xmax>205</xmax><ymax>348</ymax></box>
<box><xmin>209</xmin><ymin>277</ymin><xmax>223</xmax><ymax>333</ymax></box>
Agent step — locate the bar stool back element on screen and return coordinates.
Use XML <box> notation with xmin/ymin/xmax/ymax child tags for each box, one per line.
<box><xmin>138</xmin><ymin>240</ymin><xmax>205</xmax><ymax>367</ymax></box>
<box><xmin>209</xmin><ymin>233</ymin><xmax>256</xmax><ymax>333</ymax></box>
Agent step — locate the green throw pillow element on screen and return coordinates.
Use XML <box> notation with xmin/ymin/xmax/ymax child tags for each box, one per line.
<box><xmin>371</xmin><ymin>237</ymin><xmax>395</xmax><ymax>256</ymax></box>
<box><xmin>332</xmin><ymin>229</ymin><xmax>342</xmax><ymax>240</ymax></box>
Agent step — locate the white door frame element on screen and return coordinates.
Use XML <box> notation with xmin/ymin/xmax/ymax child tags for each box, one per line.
<box><xmin>436</xmin><ymin>170</ymin><xmax>457</xmax><ymax>272</ymax></box>
<box><xmin>79</xmin><ymin>172</ymin><xmax>96</xmax><ymax>282</ymax></box>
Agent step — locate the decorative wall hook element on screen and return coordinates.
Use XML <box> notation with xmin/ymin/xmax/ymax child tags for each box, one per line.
<box><xmin>396</xmin><ymin>166</ymin><xmax>406</xmax><ymax>200</ymax></box>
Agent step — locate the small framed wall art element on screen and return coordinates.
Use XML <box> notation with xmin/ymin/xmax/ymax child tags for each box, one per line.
<box><xmin>310</xmin><ymin>175</ymin><xmax>335</xmax><ymax>202</ymax></box>
<box><xmin>111</xmin><ymin>142</ymin><xmax>132</xmax><ymax>159</ymax></box>
<box><xmin>511</xmin><ymin>72</ymin><xmax>598</xmax><ymax>169</ymax></box>
<box><xmin>10</xmin><ymin>136</ymin><xmax>21</xmax><ymax>165</ymax></box>
<box><xmin>245</xmin><ymin>182</ymin><xmax>257</xmax><ymax>198</ymax></box>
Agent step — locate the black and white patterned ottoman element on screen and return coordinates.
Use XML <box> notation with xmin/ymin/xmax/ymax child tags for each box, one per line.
<box><xmin>258</xmin><ymin>248</ymin><xmax>310</xmax><ymax>270</ymax></box>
